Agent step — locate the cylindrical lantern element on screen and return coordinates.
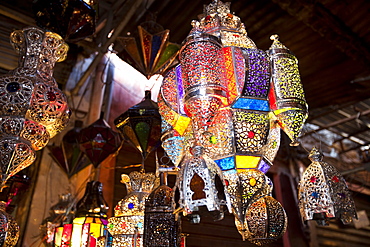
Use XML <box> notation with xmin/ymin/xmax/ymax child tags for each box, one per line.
<box><xmin>143</xmin><ymin>173</ymin><xmax>181</xmax><ymax>247</ymax></box>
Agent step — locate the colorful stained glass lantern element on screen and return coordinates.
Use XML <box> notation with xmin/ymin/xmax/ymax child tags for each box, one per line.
<box><xmin>48</xmin><ymin>121</ymin><xmax>91</xmax><ymax>178</ymax></box>
<box><xmin>268</xmin><ymin>34</ymin><xmax>308</xmax><ymax>146</ymax></box>
<box><xmin>117</xmin><ymin>18</ymin><xmax>180</xmax><ymax>79</ymax></box>
<box><xmin>108</xmin><ymin>171</ymin><xmax>158</xmax><ymax>247</ymax></box>
<box><xmin>298</xmin><ymin>147</ymin><xmax>357</xmax><ymax>226</ymax></box>
<box><xmin>0</xmin><ymin>26</ymin><xmax>71</xmax><ymax>190</ymax></box>
<box><xmin>39</xmin><ymin>193</ymin><xmax>75</xmax><ymax>246</ymax></box>
<box><xmin>179</xmin><ymin>27</ymin><xmax>227</xmax><ymax>134</ymax></box>
<box><xmin>69</xmin><ymin>181</ymin><xmax>109</xmax><ymax>247</ymax></box>
<box><xmin>158</xmin><ymin>1</ymin><xmax>308</xmax><ymax>244</ymax></box>
<box><xmin>33</xmin><ymin>0</ymin><xmax>96</xmax><ymax>43</ymax></box>
<box><xmin>143</xmin><ymin>172</ymin><xmax>181</xmax><ymax>247</ymax></box>
<box><xmin>78</xmin><ymin>118</ymin><xmax>122</xmax><ymax>168</ymax></box>
<box><xmin>176</xmin><ymin>146</ymin><xmax>231</xmax><ymax>222</ymax></box>
<box><xmin>114</xmin><ymin>91</ymin><xmax>161</xmax><ymax>162</ymax></box>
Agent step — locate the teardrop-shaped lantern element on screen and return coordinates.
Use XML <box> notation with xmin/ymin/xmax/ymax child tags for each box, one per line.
<box><xmin>114</xmin><ymin>91</ymin><xmax>162</xmax><ymax>161</ymax></box>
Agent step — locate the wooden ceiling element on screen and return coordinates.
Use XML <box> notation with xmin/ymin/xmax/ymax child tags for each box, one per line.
<box><xmin>1</xmin><ymin>0</ymin><xmax>370</xmax><ymax>109</ymax></box>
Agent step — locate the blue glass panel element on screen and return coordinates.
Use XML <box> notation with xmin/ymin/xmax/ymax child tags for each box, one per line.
<box><xmin>215</xmin><ymin>156</ymin><xmax>235</xmax><ymax>170</ymax></box>
<box><xmin>232</xmin><ymin>98</ymin><xmax>269</xmax><ymax>111</ymax></box>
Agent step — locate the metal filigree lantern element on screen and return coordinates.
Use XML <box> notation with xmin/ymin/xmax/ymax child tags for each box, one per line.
<box><xmin>143</xmin><ymin>173</ymin><xmax>181</xmax><ymax>247</ymax></box>
<box><xmin>179</xmin><ymin>27</ymin><xmax>228</xmax><ymax>135</ymax></box>
<box><xmin>0</xmin><ymin>26</ymin><xmax>71</xmax><ymax>189</ymax></box>
<box><xmin>0</xmin><ymin>201</ymin><xmax>19</xmax><ymax>247</ymax></box>
<box><xmin>268</xmin><ymin>34</ymin><xmax>308</xmax><ymax>146</ymax></box>
<box><xmin>243</xmin><ymin>196</ymin><xmax>287</xmax><ymax>246</ymax></box>
<box><xmin>108</xmin><ymin>171</ymin><xmax>158</xmax><ymax>247</ymax></box>
<box><xmin>298</xmin><ymin>147</ymin><xmax>357</xmax><ymax>226</ymax></box>
<box><xmin>176</xmin><ymin>146</ymin><xmax>231</xmax><ymax>222</ymax></box>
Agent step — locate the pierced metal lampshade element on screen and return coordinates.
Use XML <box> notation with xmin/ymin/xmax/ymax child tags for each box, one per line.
<box><xmin>179</xmin><ymin>29</ymin><xmax>227</xmax><ymax>134</ymax></box>
<box><xmin>0</xmin><ymin>26</ymin><xmax>71</xmax><ymax>190</ymax></box>
<box><xmin>228</xmin><ymin>169</ymin><xmax>273</xmax><ymax>241</ymax></box>
<box><xmin>268</xmin><ymin>34</ymin><xmax>308</xmax><ymax>146</ymax></box>
<box><xmin>176</xmin><ymin>146</ymin><xmax>231</xmax><ymax>222</ymax></box>
<box><xmin>143</xmin><ymin>173</ymin><xmax>181</xmax><ymax>247</ymax></box>
<box><xmin>0</xmin><ymin>201</ymin><xmax>19</xmax><ymax>247</ymax></box>
<box><xmin>243</xmin><ymin>196</ymin><xmax>287</xmax><ymax>246</ymax></box>
<box><xmin>78</xmin><ymin>118</ymin><xmax>122</xmax><ymax>168</ymax></box>
<box><xmin>298</xmin><ymin>147</ymin><xmax>357</xmax><ymax>226</ymax></box>
<box><xmin>108</xmin><ymin>171</ymin><xmax>158</xmax><ymax>247</ymax></box>
<box><xmin>114</xmin><ymin>91</ymin><xmax>161</xmax><ymax>162</ymax></box>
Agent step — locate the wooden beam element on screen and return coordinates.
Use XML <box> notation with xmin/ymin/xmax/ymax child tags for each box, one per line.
<box><xmin>272</xmin><ymin>0</ymin><xmax>370</xmax><ymax>68</ymax></box>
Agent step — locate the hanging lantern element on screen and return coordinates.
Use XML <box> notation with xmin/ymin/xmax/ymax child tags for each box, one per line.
<box><xmin>117</xmin><ymin>17</ymin><xmax>180</xmax><ymax>79</ymax></box>
<box><xmin>69</xmin><ymin>181</ymin><xmax>109</xmax><ymax>247</ymax></box>
<box><xmin>0</xmin><ymin>201</ymin><xmax>19</xmax><ymax>247</ymax></box>
<box><xmin>268</xmin><ymin>34</ymin><xmax>308</xmax><ymax>146</ymax></box>
<box><xmin>0</xmin><ymin>26</ymin><xmax>71</xmax><ymax>190</ymax></box>
<box><xmin>33</xmin><ymin>0</ymin><xmax>96</xmax><ymax>43</ymax></box>
<box><xmin>108</xmin><ymin>171</ymin><xmax>158</xmax><ymax>247</ymax></box>
<box><xmin>227</xmin><ymin>169</ymin><xmax>272</xmax><ymax>240</ymax></box>
<box><xmin>176</xmin><ymin>146</ymin><xmax>231</xmax><ymax>222</ymax></box>
<box><xmin>40</xmin><ymin>193</ymin><xmax>75</xmax><ymax>246</ymax></box>
<box><xmin>48</xmin><ymin>121</ymin><xmax>91</xmax><ymax>178</ymax></box>
<box><xmin>78</xmin><ymin>118</ymin><xmax>122</xmax><ymax>168</ymax></box>
<box><xmin>243</xmin><ymin>196</ymin><xmax>287</xmax><ymax>246</ymax></box>
<box><xmin>179</xmin><ymin>26</ymin><xmax>228</xmax><ymax>135</ymax></box>
<box><xmin>114</xmin><ymin>91</ymin><xmax>161</xmax><ymax>162</ymax></box>
<box><xmin>298</xmin><ymin>147</ymin><xmax>357</xmax><ymax>226</ymax></box>
<box><xmin>143</xmin><ymin>172</ymin><xmax>181</xmax><ymax>247</ymax></box>
<box><xmin>158</xmin><ymin>1</ymin><xmax>308</xmax><ymax>245</ymax></box>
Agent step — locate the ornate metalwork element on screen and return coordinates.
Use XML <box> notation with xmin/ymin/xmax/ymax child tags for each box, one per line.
<box><xmin>298</xmin><ymin>147</ymin><xmax>357</xmax><ymax>225</ymax></box>
<box><xmin>143</xmin><ymin>173</ymin><xmax>181</xmax><ymax>247</ymax></box>
<box><xmin>0</xmin><ymin>201</ymin><xmax>19</xmax><ymax>246</ymax></box>
<box><xmin>108</xmin><ymin>171</ymin><xmax>158</xmax><ymax>247</ymax></box>
<box><xmin>176</xmin><ymin>146</ymin><xmax>231</xmax><ymax>222</ymax></box>
<box><xmin>0</xmin><ymin>26</ymin><xmax>71</xmax><ymax>189</ymax></box>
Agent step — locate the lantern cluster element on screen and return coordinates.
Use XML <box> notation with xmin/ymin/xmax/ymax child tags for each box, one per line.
<box><xmin>158</xmin><ymin>0</ymin><xmax>307</xmax><ymax>244</ymax></box>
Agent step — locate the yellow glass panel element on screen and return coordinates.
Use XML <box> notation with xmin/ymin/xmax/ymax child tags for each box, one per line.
<box><xmin>235</xmin><ymin>155</ymin><xmax>260</xmax><ymax>169</ymax></box>
<box><xmin>54</xmin><ymin>227</ymin><xmax>64</xmax><ymax>246</ymax></box>
<box><xmin>89</xmin><ymin>223</ymin><xmax>103</xmax><ymax>238</ymax></box>
<box><xmin>71</xmin><ymin>224</ymin><xmax>83</xmax><ymax>247</ymax></box>
<box><xmin>174</xmin><ymin>115</ymin><xmax>191</xmax><ymax>136</ymax></box>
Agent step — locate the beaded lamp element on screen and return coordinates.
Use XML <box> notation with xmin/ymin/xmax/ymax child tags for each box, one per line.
<box><xmin>298</xmin><ymin>147</ymin><xmax>357</xmax><ymax>226</ymax></box>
